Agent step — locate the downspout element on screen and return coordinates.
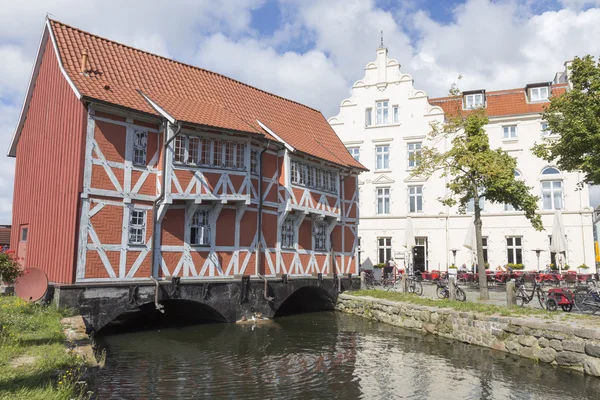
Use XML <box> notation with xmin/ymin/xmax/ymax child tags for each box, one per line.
<box><xmin>256</xmin><ymin>142</ymin><xmax>274</xmax><ymax>301</ymax></box>
<box><xmin>150</xmin><ymin>120</ymin><xmax>183</xmax><ymax>293</ymax></box>
<box><xmin>336</xmin><ymin>171</ymin><xmax>351</xmax><ymax>291</ymax></box>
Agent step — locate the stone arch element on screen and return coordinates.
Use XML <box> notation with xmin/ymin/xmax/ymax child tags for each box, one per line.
<box><xmin>91</xmin><ymin>298</ymin><xmax>228</xmax><ymax>333</ymax></box>
<box><xmin>273</xmin><ymin>285</ymin><xmax>336</xmax><ymax>318</ymax></box>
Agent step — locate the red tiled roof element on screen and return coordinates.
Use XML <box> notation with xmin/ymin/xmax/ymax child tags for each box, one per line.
<box><xmin>0</xmin><ymin>227</ymin><xmax>10</xmax><ymax>246</ymax></box>
<box><xmin>429</xmin><ymin>84</ymin><xmax>568</xmax><ymax>117</ymax></box>
<box><xmin>48</xmin><ymin>20</ymin><xmax>365</xmax><ymax>171</ymax></box>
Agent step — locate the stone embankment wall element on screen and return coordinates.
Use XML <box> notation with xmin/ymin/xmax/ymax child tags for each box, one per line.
<box><xmin>336</xmin><ymin>294</ymin><xmax>600</xmax><ymax>377</ymax></box>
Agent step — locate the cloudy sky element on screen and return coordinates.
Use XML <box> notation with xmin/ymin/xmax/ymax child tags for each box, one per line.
<box><xmin>1</xmin><ymin>0</ymin><xmax>600</xmax><ymax>224</ymax></box>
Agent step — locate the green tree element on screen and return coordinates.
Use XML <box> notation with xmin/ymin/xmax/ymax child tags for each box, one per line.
<box><xmin>533</xmin><ymin>55</ymin><xmax>600</xmax><ymax>184</ymax></box>
<box><xmin>412</xmin><ymin>83</ymin><xmax>543</xmax><ymax>299</ymax></box>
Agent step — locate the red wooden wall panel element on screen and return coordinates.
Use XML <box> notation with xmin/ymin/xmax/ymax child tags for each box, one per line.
<box><xmin>10</xmin><ymin>39</ymin><xmax>86</xmax><ymax>284</ymax></box>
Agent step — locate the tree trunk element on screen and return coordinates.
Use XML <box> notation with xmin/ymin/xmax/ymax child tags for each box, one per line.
<box><xmin>474</xmin><ymin>198</ymin><xmax>489</xmax><ymax>300</ymax></box>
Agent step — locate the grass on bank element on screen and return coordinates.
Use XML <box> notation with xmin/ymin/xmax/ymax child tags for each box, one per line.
<box><xmin>348</xmin><ymin>290</ymin><xmax>552</xmax><ymax>317</ymax></box>
<box><xmin>0</xmin><ymin>296</ymin><xmax>91</xmax><ymax>400</ymax></box>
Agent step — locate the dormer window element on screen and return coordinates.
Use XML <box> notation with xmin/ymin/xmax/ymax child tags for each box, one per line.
<box><xmin>527</xmin><ymin>83</ymin><xmax>550</xmax><ymax>102</ymax></box>
<box><xmin>463</xmin><ymin>91</ymin><xmax>485</xmax><ymax>109</ymax></box>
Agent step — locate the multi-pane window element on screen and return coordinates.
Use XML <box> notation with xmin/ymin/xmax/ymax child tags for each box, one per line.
<box><xmin>133</xmin><ymin>130</ymin><xmax>147</xmax><ymax>166</ymax></box>
<box><xmin>190</xmin><ymin>210</ymin><xmax>210</xmax><ymax>246</ymax></box>
<box><xmin>376</xmin><ymin>101</ymin><xmax>389</xmax><ymax>125</ymax></box>
<box><xmin>174</xmin><ymin>135</ymin><xmax>186</xmax><ymax>163</ymax></box>
<box><xmin>281</xmin><ymin>218</ymin><xmax>296</xmax><ymax>249</ymax></box>
<box><xmin>542</xmin><ymin>181</ymin><xmax>563</xmax><ymax>210</ymax></box>
<box><xmin>378</xmin><ymin>237</ymin><xmax>392</xmax><ymax>264</ymax></box>
<box><xmin>313</xmin><ymin>221</ymin><xmax>327</xmax><ymax>251</ymax></box>
<box><xmin>348</xmin><ymin>147</ymin><xmax>360</xmax><ymax>161</ymax></box>
<box><xmin>464</xmin><ymin>93</ymin><xmax>484</xmax><ymax>109</ymax></box>
<box><xmin>530</xmin><ymin>86</ymin><xmax>549</xmax><ymax>102</ymax></box>
<box><xmin>188</xmin><ymin>136</ymin><xmax>199</xmax><ymax>164</ymax></box>
<box><xmin>377</xmin><ymin>187</ymin><xmax>390</xmax><ymax>215</ymax></box>
<box><xmin>393</xmin><ymin>105</ymin><xmax>400</xmax><ymax>123</ymax></box>
<box><xmin>376</xmin><ymin>145</ymin><xmax>390</xmax><ymax>170</ymax></box>
<box><xmin>482</xmin><ymin>237</ymin><xmax>489</xmax><ymax>264</ymax></box>
<box><xmin>290</xmin><ymin>160</ymin><xmax>338</xmax><ymax>194</ymax></box>
<box><xmin>172</xmin><ymin>135</ymin><xmax>247</xmax><ymax>171</ymax></box>
<box><xmin>407</xmin><ymin>142</ymin><xmax>421</xmax><ymax>168</ymax></box>
<box><xmin>503</xmin><ymin>125</ymin><xmax>518</xmax><ymax>139</ymax></box>
<box><xmin>128</xmin><ymin>210</ymin><xmax>146</xmax><ymax>245</ymax></box>
<box><xmin>541</xmin><ymin>122</ymin><xmax>553</xmax><ymax>137</ymax></box>
<box><xmin>250</xmin><ymin>150</ymin><xmax>258</xmax><ymax>175</ymax></box>
<box><xmin>365</xmin><ymin>108</ymin><xmax>372</xmax><ymax>127</ymax></box>
<box><xmin>506</xmin><ymin>237</ymin><xmax>522</xmax><ymax>264</ymax></box>
<box><xmin>408</xmin><ymin>186</ymin><xmax>423</xmax><ymax>213</ymax></box>
<box><xmin>467</xmin><ymin>196</ymin><xmax>485</xmax><ymax>213</ymax></box>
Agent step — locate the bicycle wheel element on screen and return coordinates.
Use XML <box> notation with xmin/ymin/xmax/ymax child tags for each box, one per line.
<box><xmin>561</xmin><ymin>304</ymin><xmax>573</xmax><ymax>312</ymax></box>
<box><xmin>537</xmin><ymin>290</ymin><xmax>547</xmax><ymax>310</ymax></box>
<box><xmin>516</xmin><ymin>296</ymin><xmax>526</xmax><ymax>307</ymax></box>
<box><xmin>413</xmin><ymin>280</ymin><xmax>423</xmax><ymax>296</ymax></box>
<box><xmin>456</xmin><ymin>287</ymin><xmax>466</xmax><ymax>302</ymax></box>
<box><xmin>547</xmin><ymin>298</ymin><xmax>558</xmax><ymax>312</ymax></box>
<box><xmin>436</xmin><ymin>286</ymin><xmax>447</xmax><ymax>299</ymax></box>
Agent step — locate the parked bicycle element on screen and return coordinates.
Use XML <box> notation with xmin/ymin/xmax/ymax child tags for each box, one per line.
<box><xmin>514</xmin><ymin>277</ymin><xmax>547</xmax><ymax>309</ymax></box>
<box><xmin>574</xmin><ymin>282</ymin><xmax>600</xmax><ymax>314</ymax></box>
<box><xmin>436</xmin><ymin>279</ymin><xmax>466</xmax><ymax>302</ymax></box>
<box><xmin>406</xmin><ymin>274</ymin><xmax>423</xmax><ymax>296</ymax></box>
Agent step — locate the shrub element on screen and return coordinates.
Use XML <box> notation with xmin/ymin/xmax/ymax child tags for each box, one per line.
<box><xmin>374</xmin><ymin>263</ymin><xmax>386</xmax><ymax>268</ymax></box>
<box><xmin>449</xmin><ymin>264</ymin><xmax>457</xmax><ymax>269</ymax></box>
<box><xmin>0</xmin><ymin>250</ymin><xmax>22</xmax><ymax>285</ymax></box>
<box><xmin>507</xmin><ymin>263</ymin><xmax>525</xmax><ymax>270</ymax></box>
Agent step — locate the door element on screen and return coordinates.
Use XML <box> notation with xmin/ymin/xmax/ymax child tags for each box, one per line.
<box><xmin>17</xmin><ymin>225</ymin><xmax>28</xmax><ymax>268</ymax></box>
<box><xmin>413</xmin><ymin>237</ymin><xmax>427</xmax><ymax>273</ymax></box>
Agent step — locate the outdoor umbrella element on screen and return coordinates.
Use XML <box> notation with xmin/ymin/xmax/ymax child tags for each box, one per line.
<box><xmin>464</xmin><ymin>216</ymin><xmax>477</xmax><ymax>269</ymax></box>
<box><xmin>550</xmin><ymin>210</ymin><xmax>567</xmax><ymax>274</ymax></box>
<box><xmin>405</xmin><ymin>217</ymin><xmax>416</xmax><ymax>274</ymax></box>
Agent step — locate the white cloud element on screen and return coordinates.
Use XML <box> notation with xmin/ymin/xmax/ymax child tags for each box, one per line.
<box><xmin>1</xmin><ymin>0</ymin><xmax>600</xmax><ymax>226</ymax></box>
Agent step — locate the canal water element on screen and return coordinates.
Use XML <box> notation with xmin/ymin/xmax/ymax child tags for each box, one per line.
<box><xmin>94</xmin><ymin>312</ymin><xmax>600</xmax><ymax>399</ymax></box>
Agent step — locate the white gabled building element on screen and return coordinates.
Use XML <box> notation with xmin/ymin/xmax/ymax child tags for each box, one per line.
<box><xmin>328</xmin><ymin>45</ymin><xmax>595</xmax><ymax>273</ymax></box>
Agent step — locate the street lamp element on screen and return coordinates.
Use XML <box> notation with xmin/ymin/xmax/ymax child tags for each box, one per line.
<box><xmin>534</xmin><ymin>248</ymin><xmax>544</xmax><ymax>272</ymax></box>
<box><xmin>450</xmin><ymin>248</ymin><xmax>459</xmax><ymax>270</ymax></box>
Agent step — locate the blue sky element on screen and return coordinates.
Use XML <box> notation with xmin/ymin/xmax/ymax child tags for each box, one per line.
<box><xmin>1</xmin><ymin>0</ymin><xmax>600</xmax><ymax>224</ymax></box>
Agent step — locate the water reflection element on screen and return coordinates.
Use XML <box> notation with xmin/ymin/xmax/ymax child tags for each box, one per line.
<box><xmin>94</xmin><ymin>312</ymin><xmax>600</xmax><ymax>399</ymax></box>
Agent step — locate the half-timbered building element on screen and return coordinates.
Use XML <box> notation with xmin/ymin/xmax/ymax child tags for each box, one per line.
<box><xmin>8</xmin><ymin>19</ymin><xmax>365</xmax><ymax>285</ymax></box>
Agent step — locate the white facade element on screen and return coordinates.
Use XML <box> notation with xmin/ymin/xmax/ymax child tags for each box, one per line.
<box><xmin>329</xmin><ymin>46</ymin><xmax>595</xmax><ymax>273</ymax></box>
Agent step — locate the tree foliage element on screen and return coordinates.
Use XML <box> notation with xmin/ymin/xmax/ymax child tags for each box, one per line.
<box><xmin>412</xmin><ymin>82</ymin><xmax>542</xmax><ymax>299</ymax></box>
<box><xmin>532</xmin><ymin>55</ymin><xmax>600</xmax><ymax>184</ymax></box>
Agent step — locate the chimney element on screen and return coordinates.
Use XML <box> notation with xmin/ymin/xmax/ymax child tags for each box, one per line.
<box><xmin>564</xmin><ymin>60</ymin><xmax>573</xmax><ymax>89</ymax></box>
<box><xmin>80</xmin><ymin>49</ymin><xmax>88</xmax><ymax>74</ymax></box>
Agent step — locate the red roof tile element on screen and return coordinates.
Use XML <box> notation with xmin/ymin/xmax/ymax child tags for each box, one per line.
<box><xmin>429</xmin><ymin>84</ymin><xmax>568</xmax><ymax>117</ymax></box>
<box><xmin>48</xmin><ymin>20</ymin><xmax>365</xmax><ymax>171</ymax></box>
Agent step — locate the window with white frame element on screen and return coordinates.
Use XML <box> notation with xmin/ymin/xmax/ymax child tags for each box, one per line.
<box><xmin>503</xmin><ymin>125</ymin><xmax>518</xmax><ymax>139</ymax></box>
<box><xmin>529</xmin><ymin>86</ymin><xmax>549</xmax><ymax>102</ymax></box>
<box><xmin>542</xmin><ymin>180</ymin><xmax>563</xmax><ymax>210</ymax></box>
<box><xmin>466</xmin><ymin>196</ymin><xmax>485</xmax><ymax>213</ymax></box>
<box><xmin>506</xmin><ymin>236</ymin><xmax>522</xmax><ymax>264</ymax></box>
<box><xmin>348</xmin><ymin>147</ymin><xmax>360</xmax><ymax>161</ymax></box>
<box><xmin>375</xmin><ymin>145</ymin><xmax>390</xmax><ymax>170</ymax></box>
<box><xmin>281</xmin><ymin>217</ymin><xmax>296</xmax><ymax>249</ymax></box>
<box><xmin>393</xmin><ymin>105</ymin><xmax>400</xmax><ymax>124</ymax></box>
<box><xmin>188</xmin><ymin>136</ymin><xmax>199</xmax><ymax>164</ymax></box>
<box><xmin>128</xmin><ymin>209</ymin><xmax>146</xmax><ymax>245</ymax></box>
<box><xmin>174</xmin><ymin>135</ymin><xmax>186</xmax><ymax>163</ymax></box>
<box><xmin>378</xmin><ymin>237</ymin><xmax>392</xmax><ymax>264</ymax></box>
<box><xmin>190</xmin><ymin>209</ymin><xmax>210</xmax><ymax>246</ymax></box>
<box><xmin>541</xmin><ymin>122</ymin><xmax>553</xmax><ymax>137</ymax></box>
<box><xmin>365</xmin><ymin>108</ymin><xmax>372</xmax><ymax>127</ymax></box>
<box><xmin>464</xmin><ymin>93</ymin><xmax>484</xmax><ymax>109</ymax></box>
<box><xmin>408</xmin><ymin>186</ymin><xmax>423</xmax><ymax>213</ymax></box>
<box><xmin>377</xmin><ymin>187</ymin><xmax>390</xmax><ymax>215</ymax></box>
<box><xmin>290</xmin><ymin>159</ymin><xmax>338</xmax><ymax>194</ymax></box>
<box><xmin>250</xmin><ymin>150</ymin><xmax>259</xmax><ymax>175</ymax></box>
<box><xmin>172</xmin><ymin>135</ymin><xmax>247</xmax><ymax>171</ymax></box>
<box><xmin>482</xmin><ymin>237</ymin><xmax>489</xmax><ymax>264</ymax></box>
<box><xmin>376</xmin><ymin>101</ymin><xmax>389</xmax><ymax>125</ymax></box>
<box><xmin>407</xmin><ymin>142</ymin><xmax>421</xmax><ymax>168</ymax></box>
<box><xmin>133</xmin><ymin>130</ymin><xmax>148</xmax><ymax>166</ymax></box>
<box><xmin>313</xmin><ymin>220</ymin><xmax>327</xmax><ymax>251</ymax></box>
